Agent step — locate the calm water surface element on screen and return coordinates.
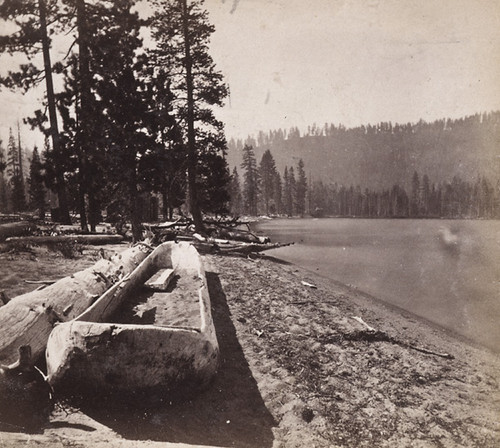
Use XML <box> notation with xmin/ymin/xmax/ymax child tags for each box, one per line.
<box><xmin>255</xmin><ymin>218</ymin><xmax>500</xmax><ymax>352</ymax></box>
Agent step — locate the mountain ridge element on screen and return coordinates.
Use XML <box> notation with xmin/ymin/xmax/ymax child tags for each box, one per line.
<box><xmin>226</xmin><ymin>111</ymin><xmax>500</xmax><ymax>189</ymax></box>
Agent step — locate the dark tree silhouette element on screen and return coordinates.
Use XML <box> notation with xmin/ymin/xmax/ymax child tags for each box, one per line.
<box><xmin>28</xmin><ymin>146</ymin><xmax>46</xmax><ymax>219</ymax></box>
<box><xmin>241</xmin><ymin>145</ymin><xmax>259</xmax><ymax>216</ymax></box>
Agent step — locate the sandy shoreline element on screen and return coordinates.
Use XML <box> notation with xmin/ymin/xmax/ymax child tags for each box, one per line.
<box><xmin>263</xmin><ymin>251</ymin><xmax>494</xmax><ymax>356</ymax></box>
<box><xmin>0</xmin><ymin>245</ymin><xmax>499</xmax><ymax>447</ymax></box>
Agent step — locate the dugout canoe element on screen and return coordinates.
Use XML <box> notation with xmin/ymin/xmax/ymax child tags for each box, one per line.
<box><xmin>45</xmin><ymin>241</ymin><xmax>219</xmax><ymax>403</ymax></box>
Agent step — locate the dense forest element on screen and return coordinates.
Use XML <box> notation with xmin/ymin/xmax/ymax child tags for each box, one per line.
<box><xmin>0</xmin><ymin>0</ymin><xmax>229</xmax><ymax>240</ymax></box>
<box><xmin>228</xmin><ymin>113</ymin><xmax>500</xmax><ymax>219</ymax></box>
<box><xmin>229</xmin><ymin>145</ymin><xmax>500</xmax><ymax>219</ymax></box>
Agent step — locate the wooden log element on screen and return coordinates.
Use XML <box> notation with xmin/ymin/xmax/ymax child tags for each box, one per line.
<box><xmin>217</xmin><ymin>228</ymin><xmax>270</xmax><ymax>244</ymax></box>
<box><xmin>0</xmin><ymin>221</ymin><xmax>36</xmax><ymax>242</ymax></box>
<box><xmin>0</xmin><ymin>214</ymin><xmax>21</xmax><ymax>223</ymax></box>
<box><xmin>24</xmin><ymin>280</ymin><xmax>57</xmax><ymax>285</ymax></box>
<box><xmin>218</xmin><ymin>241</ymin><xmax>293</xmax><ymax>255</ymax></box>
<box><xmin>6</xmin><ymin>234</ymin><xmax>123</xmax><ymax>245</ymax></box>
<box><xmin>0</xmin><ymin>244</ymin><xmax>151</xmax><ymax>365</ymax></box>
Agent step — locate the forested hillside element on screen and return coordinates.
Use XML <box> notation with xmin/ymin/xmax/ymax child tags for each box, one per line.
<box><xmin>227</xmin><ymin>112</ymin><xmax>500</xmax><ymax>191</ymax></box>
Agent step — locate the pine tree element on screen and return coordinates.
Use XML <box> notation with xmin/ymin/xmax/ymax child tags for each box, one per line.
<box><xmin>92</xmin><ymin>0</ymin><xmax>156</xmax><ymax>241</ymax></box>
<box><xmin>296</xmin><ymin>159</ymin><xmax>307</xmax><ymax>216</ymax></box>
<box><xmin>150</xmin><ymin>0</ymin><xmax>229</xmax><ymax>231</ymax></box>
<box><xmin>75</xmin><ymin>0</ymin><xmax>97</xmax><ymax>231</ymax></box>
<box><xmin>6</xmin><ymin>129</ymin><xmax>18</xmax><ymax>180</ymax></box>
<box><xmin>288</xmin><ymin>166</ymin><xmax>297</xmax><ymax>216</ymax></box>
<box><xmin>410</xmin><ymin>170</ymin><xmax>420</xmax><ymax>217</ymax></box>
<box><xmin>197</xmin><ymin>151</ymin><xmax>230</xmax><ymax>215</ymax></box>
<box><xmin>142</xmin><ymin>70</ymin><xmax>185</xmax><ymax>220</ymax></box>
<box><xmin>28</xmin><ymin>146</ymin><xmax>46</xmax><ymax>219</ymax></box>
<box><xmin>229</xmin><ymin>167</ymin><xmax>242</xmax><ymax>216</ymax></box>
<box><xmin>0</xmin><ymin>0</ymin><xmax>72</xmax><ymax>223</ymax></box>
<box><xmin>16</xmin><ymin>124</ymin><xmax>27</xmax><ymax>210</ymax></box>
<box><xmin>55</xmin><ymin>0</ymin><xmax>125</xmax><ymax>232</ymax></box>
<box><xmin>0</xmin><ymin>140</ymin><xmax>7</xmax><ymax>212</ymax></box>
<box><xmin>283</xmin><ymin>167</ymin><xmax>292</xmax><ymax>216</ymax></box>
<box><xmin>422</xmin><ymin>174</ymin><xmax>430</xmax><ymax>216</ymax></box>
<box><xmin>259</xmin><ymin>149</ymin><xmax>278</xmax><ymax>216</ymax></box>
<box><xmin>241</xmin><ymin>144</ymin><xmax>259</xmax><ymax>216</ymax></box>
<box><xmin>52</xmin><ymin>0</ymin><xmax>158</xmax><ymax>240</ymax></box>
<box><xmin>6</xmin><ymin>128</ymin><xmax>26</xmax><ymax>212</ymax></box>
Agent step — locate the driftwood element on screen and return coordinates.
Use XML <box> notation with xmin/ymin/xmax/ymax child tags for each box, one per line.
<box><xmin>0</xmin><ymin>221</ymin><xmax>36</xmax><ymax>242</ymax></box>
<box><xmin>0</xmin><ymin>244</ymin><xmax>151</xmax><ymax>365</ymax></box>
<box><xmin>218</xmin><ymin>241</ymin><xmax>293</xmax><ymax>256</ymax></box>
<box><xmin>0</xmin><ymin>214</ymin><xmax>22</xmax><ymax>223</ymax></box>
<box><xmin>350</xmin><ymin>316</ymin><xmax>454</xmax><ymax>359</ymax></box>
<box><xmin>6</xmin><ymin>234</ymin><xmax>123</xmax><ymax>245</ymax></box>
<box><xmin>216</xmin><ymin>228</ymin><xmax>270</xmax><ymax>244</ymax></box>
<box><xmin>24</xmin><ymin>280</ymin><xmax>57</xmax><ymax>285</ymax></box>
<box><xmin>148</xmin><ymin>218</ymin><xmax>186</xmax><ymax>229</ymax></box>
<box><xmin>150</xmin><ymin>217</ymin><xmax>269</xmax><ymax>247</ymax></box>
<box><xmin>152</xmin><ymin>216</ymin><xmax>250</xmax><ymax>230</ymax></box>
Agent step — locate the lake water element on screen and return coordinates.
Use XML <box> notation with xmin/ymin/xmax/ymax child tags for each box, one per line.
<box><xmin>254</xmin><ymin>218</ymin><xmax>500</xmax><ymax>353</ymax></box>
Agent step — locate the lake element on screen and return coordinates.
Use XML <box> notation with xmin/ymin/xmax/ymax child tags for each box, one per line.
<box><xmin>254</xmin><ymin>218</ymin><xmax>500</xmax><ymax>353</ymax></box>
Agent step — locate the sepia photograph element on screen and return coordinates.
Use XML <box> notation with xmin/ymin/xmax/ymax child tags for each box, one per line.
<box><xmin>0</xmin><ymin>0</ymin><xmax>499</xmax><ymax>446</ymax></box>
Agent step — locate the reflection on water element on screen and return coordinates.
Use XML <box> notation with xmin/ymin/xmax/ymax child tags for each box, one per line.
<box><xmin>255</xmin><ymin>218</ymin><xmax>500</xmax><ymax>352</ymax></box>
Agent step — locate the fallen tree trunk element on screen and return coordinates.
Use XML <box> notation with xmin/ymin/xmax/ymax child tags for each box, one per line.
<box><xmin>0</xmin><ymin>214</ymin><xmax>21</xmax><ymax>223</ymax></box>
<box><xmin>0</xmin><ymin>222</ymin><xmax>36</xmax><ymax>242</ymax></box>
<box><xmin>216</xmin><ymin>228</ymin><xmax>269</xmax><ymax>244</ymax></box>
<box><xmin>218</xmin><ymin>242</ymin><xmax>293</xmax><ymax>256</ymax></box>
<box><xmin>0</xmin><ymin>243</ymin><xmax>151</xmax><ymax>365</ymax></box>
<box><xmin>6</xmin><ymin>234</ymin><xmax>123</xmax><ymax>245</ymax></box>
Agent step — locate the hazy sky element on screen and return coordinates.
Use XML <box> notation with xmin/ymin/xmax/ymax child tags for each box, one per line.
<box><xmin>1</xmin><ymin>0</ymin><xmax>499</xmax><ymax>147</ymax></box>
<box><xmin>207</xmin><ymin>0</ymin><xmax>500</xmax><ymax>139</ymax></box>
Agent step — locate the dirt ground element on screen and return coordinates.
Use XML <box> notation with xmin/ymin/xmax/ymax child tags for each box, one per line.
<box><xmin>0</xmin><ymin>243</ymin><xmax>499</xmax><ymax>447</ymax></box>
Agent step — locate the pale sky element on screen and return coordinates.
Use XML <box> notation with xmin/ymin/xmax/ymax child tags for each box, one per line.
<box><xmin>1</xmin><ymin>0</ymin><xmax>499</xmax><ymax>148</ymax></box>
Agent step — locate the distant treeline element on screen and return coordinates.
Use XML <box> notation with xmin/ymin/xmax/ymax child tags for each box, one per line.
<box><xmin>227</xmin><ymin>112</ymin><xmax>500</xmax><ymax>193</ymax></box>
<box><xmin>230</xmin><ymin>145</ymin><xmax>500</xmax><ymax>220</ymax></box>
<box><xmin>308</xmin><ymin>172</ymin><xmax>499</xmax><ymax>219</ymax></box>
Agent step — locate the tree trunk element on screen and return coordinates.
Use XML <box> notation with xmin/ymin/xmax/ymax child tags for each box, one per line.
<box><xmin>162</xmin><ymin>190</ymin><xmax>169</xmax><ymax>221</ymax></box>
<box><xmin>6</xmin><ymin>234</ymin><xmax>123</xmax><ymax>245</ymax></box>
<box><xmin>38</xmin><ymin>0</ymin><xmax>71</xmax><ymax>225</ymax></box>
<box><xmin>88</xmin><ymin>192</ymin><xmax>99</xmax><ymax>233</ymax></box>
<box><xmin>129</xmin><ymin>180</ymin><xmax>143</xmax><ymax>243</ymax></box>
<box><xmin>181</xmin><ymin>0</ymin><xmax>204</xmax><ymax>233</ymax></box>
<box><xmin>76</xmin><ymin>0</ymin><xmax>97</xmax><ymax>232</ymax></box>
<box><xmin>0</xmin><ymin>244</ymin><xmax>150</xmax><ymax>365</ymax></box>
<box><xmin>78</xmin><ymin>166</ymin><xmax>88</xmax><ymax>232</ymax></box>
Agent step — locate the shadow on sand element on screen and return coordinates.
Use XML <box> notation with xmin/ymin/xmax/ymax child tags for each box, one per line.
<box><xmin>78</xmin><ymin>272</ymin><xmax>276</xmax><ymax>447</ymax></box>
